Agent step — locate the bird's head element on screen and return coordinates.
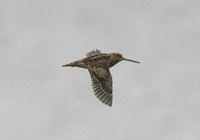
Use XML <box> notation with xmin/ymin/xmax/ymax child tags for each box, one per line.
<box><xmin>110</xmin><ymin>53</ymin><xmax>140</xmax><ymax>63</ymax></box>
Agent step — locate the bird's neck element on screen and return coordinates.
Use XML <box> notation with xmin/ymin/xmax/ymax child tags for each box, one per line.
<box><xmin>109</xmin><ymin>59</ymin><xmax>120</xmax><ymax>68</ymax></box>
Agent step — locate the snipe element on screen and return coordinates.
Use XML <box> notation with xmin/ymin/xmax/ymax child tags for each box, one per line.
<box><xmin>63</xmin><ymin>50</ymin><xmax>140</xmax><ymax>107</ymax></box>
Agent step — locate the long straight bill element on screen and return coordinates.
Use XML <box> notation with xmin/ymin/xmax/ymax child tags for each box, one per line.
<box><xmin>123</xmin><ymin>58</ymin><xmax>140</xmax><ymax>63</ymax></box>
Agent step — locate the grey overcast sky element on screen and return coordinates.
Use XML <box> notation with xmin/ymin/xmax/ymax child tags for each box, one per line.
<box><xmin>1</xmin><ymin>0</ymin><xmax>200</xmax><ymax>140</ymax></box>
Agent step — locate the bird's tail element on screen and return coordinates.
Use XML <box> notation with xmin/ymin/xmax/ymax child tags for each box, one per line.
<box><xmin>62</xmin><ymin>63</ymin><xmax>73</xmax><ymax>67</ymax></box>
<box><xmin>62</xmin><ymin>60</ymin><xmax>87</xmax><ymax>68</ymax></box>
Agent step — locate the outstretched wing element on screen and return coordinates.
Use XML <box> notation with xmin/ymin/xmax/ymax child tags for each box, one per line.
<box><xmin>89</xmin><ymin>64</ymin><xmax>113</xmax><ymax>106</ymax></box>
<box><xmin>86</xmin><ymin>49</ymin><xmax>101</xmax><ymax>57</ymax></box>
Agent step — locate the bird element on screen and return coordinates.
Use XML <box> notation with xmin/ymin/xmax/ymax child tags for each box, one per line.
<box><xmin>62</xmin><ymin>50</ymin><xmax>140</xmax><ymax>107</ymax></box>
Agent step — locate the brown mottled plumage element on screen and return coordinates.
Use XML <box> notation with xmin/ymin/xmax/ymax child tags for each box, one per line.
<box><xmin>63</xmin><ymin>50</ymin><xmax>140</xmax><ymax>107</ymax></box>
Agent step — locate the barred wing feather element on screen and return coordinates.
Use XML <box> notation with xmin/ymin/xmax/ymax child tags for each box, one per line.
<box><xmin>89</xmin><ymin>67</ymin><xmax>113</xmax><ymax>106</ymax></box>
<box><xmin>86</xmin><ymin>49</ymin><xmax>101</xmax><ymax>57</ymax></box>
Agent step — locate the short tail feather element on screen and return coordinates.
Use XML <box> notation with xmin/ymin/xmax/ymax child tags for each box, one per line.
<box><xmin>62</xmin><ymin>60</ymin><xmax>86</xmax><ymax>68</ymax></box>
<box><xmin>62</xmin><ymin>63</ymin><xmax>72</xmax><ymax>67</ymax></box>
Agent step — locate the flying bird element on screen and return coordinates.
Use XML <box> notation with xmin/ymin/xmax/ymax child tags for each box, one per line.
<box><xmin>63</xmin><ymin>50</ymin><xmax>140</xmax><ymax>107</ymax></box>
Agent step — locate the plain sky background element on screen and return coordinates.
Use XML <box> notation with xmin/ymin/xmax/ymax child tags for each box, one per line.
<box><xmin>1</xmin><ymin>0</ymin><xmax>200</xmax><ymax>140</ymax></box>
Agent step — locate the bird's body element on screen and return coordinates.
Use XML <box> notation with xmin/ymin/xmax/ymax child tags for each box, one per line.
<box><xmin>63</xmin><ymin>50</ymin><xmax>140</xmax><ymax>107</ymax></box>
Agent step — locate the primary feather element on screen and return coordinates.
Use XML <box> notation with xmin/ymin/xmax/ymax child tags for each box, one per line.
<box><xmin>86</xmin><ymin>49</ymin><xmax>101</xmax><ymax>57</ymax></box>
